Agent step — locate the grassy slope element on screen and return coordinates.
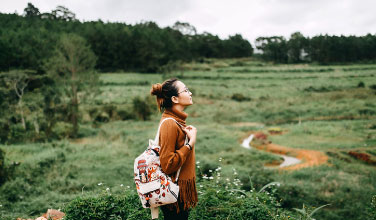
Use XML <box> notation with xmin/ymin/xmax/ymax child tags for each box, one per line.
<box><xmin>1</xmin><ymin>58</ymin><xmax>376</xmax><ymax>219</ymax></box>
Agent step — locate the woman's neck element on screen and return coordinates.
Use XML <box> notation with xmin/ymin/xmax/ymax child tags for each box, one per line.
<box><xmin>172</xmin><ymin>104</ymin><xmax>185</xmax><ymax>113</ymax></box>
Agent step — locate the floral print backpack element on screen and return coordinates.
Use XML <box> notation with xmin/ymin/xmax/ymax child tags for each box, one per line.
<box><xmin>134</xmin><ymin>118</ymin><xmax>186</xmax><ymax>219</ymax></box>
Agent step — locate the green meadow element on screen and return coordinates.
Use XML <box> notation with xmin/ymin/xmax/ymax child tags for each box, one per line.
<box><xmin>1</xmin><ymin>58</ymin><xmax>376</xmax><ymax>219</ymax></box>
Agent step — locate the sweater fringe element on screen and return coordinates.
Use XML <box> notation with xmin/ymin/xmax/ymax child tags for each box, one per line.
<box><xmin>166</xmin><ymin>177</ymin><xmax>198</xmax><ymax>213</ymax></box>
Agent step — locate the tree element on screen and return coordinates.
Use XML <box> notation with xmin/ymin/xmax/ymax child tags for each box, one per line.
<box><xmin>44</xmin><ymin>33</ymin><xmax>97</xmax><ymax>138</ymax></box>
<box><xmin>287</xmin><ymin>32</ymin><xmax>308</xmax><ymax>63</ymax></box>
<box><xmin>4</xmin><ymin>70</ymin><xmax>32</xmax><ymax>130</ymax></box>
<box><xmin>23</xmin><ymin>3</ymin><xmax>40</xmax><ymax>18</ymax></box>
<box><xmin>256</xmin><ymin>36</ymin><xmax>288</xmax><ymax>63</ymax></box>
<box><xmin>172</xmin><ymin>21</ymin><xmax>197</xmax><ymax>36</ymax></box>
<box><xmin>51</xmin><ymin>5</ymin><xmax>77</xmax><ymax>21</ymax></box>
<box><xmin>223</xmin><ymin>34</ymin><xmax>253</xmax><ymax>57</ymax></box>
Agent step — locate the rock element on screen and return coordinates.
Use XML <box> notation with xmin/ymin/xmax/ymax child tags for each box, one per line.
<box><xmin>36</xmin><ymin>217</ymin><xmax>47</xmax><ymax>220</ymax></box>
<box><xmin>43</xmin><ymin>209</ymin><xmax>65</xmax><ymax>220</ymax></box>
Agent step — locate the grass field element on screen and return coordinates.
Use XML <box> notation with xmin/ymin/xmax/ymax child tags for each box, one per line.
<box><xmin>1</xmin><ymin>58</ymin><xmax>376</xmax><ymax>219</ymax></box>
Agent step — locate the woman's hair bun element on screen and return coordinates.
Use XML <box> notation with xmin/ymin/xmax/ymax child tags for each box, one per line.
<box><xmin>151</xmin><ymin>83</ymin><xmax>163</xmax><ymax>97</ymax></box>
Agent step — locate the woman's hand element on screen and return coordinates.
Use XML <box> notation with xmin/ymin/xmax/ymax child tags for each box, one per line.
<box><xmin>183</xmin><ymin>125</ymin><xmax>197</xmax><ymax>146</ymax></box>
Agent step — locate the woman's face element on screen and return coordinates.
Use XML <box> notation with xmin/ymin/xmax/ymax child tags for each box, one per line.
<box><xmin>174</xmin><ymin>81</ymin><xmax>193</xmax><ymax>106</ymax></box>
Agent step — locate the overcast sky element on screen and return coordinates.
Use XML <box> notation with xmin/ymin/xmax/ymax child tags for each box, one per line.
<box><xmin>2</xmin><ymin>0</ymin><xmax>376</xmax><ymax>44</ymax></box>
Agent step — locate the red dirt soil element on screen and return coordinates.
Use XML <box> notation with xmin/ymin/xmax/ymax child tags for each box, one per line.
<box><xmin>256</xmin><ymin>143</ymin><xmax>329</xmax><ymax>170</ymax></box>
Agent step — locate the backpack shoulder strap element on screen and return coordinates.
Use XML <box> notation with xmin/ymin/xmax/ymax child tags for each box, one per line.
<box><xmin>154</xmin><ymin>117</ymin><xmax>182</xmax><ymax>144</ymax></box>
<box><xmin>154</xmin><ymin>117</ymin><xmax>187</xmax><ymax>182</ymax></box>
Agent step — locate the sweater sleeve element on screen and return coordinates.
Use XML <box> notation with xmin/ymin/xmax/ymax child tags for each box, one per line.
<box><xmin>159</xmin><ymin>119</ymin><xmax>190</xmax><ymax>175</ymax></box>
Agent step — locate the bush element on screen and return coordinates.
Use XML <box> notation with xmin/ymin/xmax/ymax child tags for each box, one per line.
<box><xmin>117</xmin><ymin>108</ymin><xmax>135</xmax><ymax>120</ymax></box>
<box><xmin>0</xmin><ymin>147</ymin><xmax>6</xmax><ymax>185</ymax></box>
<box><xmin>303</xmin><ymin>86</ymin><xmax>337</xmax><ymax>92</ymax></box>
<box><xmin>132</xmin><ymin>96</ymin><xmax>154</xmax><ymax>121</ymax></box>
<box><xmin>3</xmin><ymin>122</ymin><xmax>35</xmax><ymax>144</ymax></box>
<box><xmin>190</xmin><ymin>167</ymin><xmax>293</xmax><ymax>220</ymax></box>
<box><xmin>357</xmin><ymin>81</ymin><xmax>365</xmax><ymax>88</ymax></box>
<box><xmin>366</xmin><ymin>195</ymin><xmax>376</xmax><ymax>220</ymax></box>
<box><xmin>358</xmin><ymin>108</ymin><xmax>376</xmax><ymax>115</ymax></box>
<box><xmin>63</xmin><ymin>191</ymin><xmax>149</xmax><ymax>220</ymax></box>
<box><xmin>369</xmin><ymin>84</ymin><xmax>376</xmax><ymax>90</ymax></box>
<box><xmin>52</xmin><ymin>122</ymin><xmax>72</xmax><ymax>139</ymax></box>
<box><xmin>231</xmin><ymin>93</ymin><xmax>251</xmax><ymax>102</ymax></box>
<box><xmin>63</xmin><ymin>168</ymin><xmax>295</xmax><ymax>220</ymax></box>
<box><xmin>0</xmin><ymin>177</ymin><xmax>32</xmax><ymax>202</ymax></box>
<box><xmin>88</xmin><ymin>105</ymin><xmax>135</xmax><ymax>123</ymax></box>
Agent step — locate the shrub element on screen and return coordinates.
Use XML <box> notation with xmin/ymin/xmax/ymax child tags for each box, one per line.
<box><xmin>132</xmin><ymin>96</ymin><xmax>154</xmax><ymax>121</ymax></box>
<box><xmin>366</xmin><ymin>195</ymin><xmax>376</xmax><ymax>220</ymax></box>
<box><xmin>357</xmin><ymin>81</ymin><xmax>365</xmax><ymax>88</ymax></box>
<box><xmin>0</xmin><ymin>177</ymin><xmax>32</xmax><ymax>202</ymax></box>
<box><xmin>0</xmin><ymin>148</ymin><xmax>6</xmax><ymax>185</ymax></box>
<box><xmin>231</xmin><ymin>93</ymin><xmax>251</xmax><ymax>102</ymax></box>
<box><xmin>95</xmin><ymin>111</ymin><xmax>110</xmax><ymax>123</ymax></box>
<box><xmin>64</xmin><ymin>192</ymin><xmax>149</xmax><ymax>220</ymax></box>
<box><xmin>52</xmin><ymin>122</ymin><xmax>72</xmax><ymax>139</ymax></box>
<box><xmin>229</xmin><ymin>60</ymin><xmax>246</xmax><ymax>66</ymax></box>
<box><xmin>369</xmin><ymin>84</ymin><xmax>376</xmax><ymax>90</ymax></box>
<box><xmin>358</xmin><ymin>108</ymin><xmax>376</xmax><ymax>115</ymax></box>
<box><xmin>64</xmin><ymin>167</ymin><xmax>295</xmax><ymax>220</ymax></box>
<box><xmin>303</xmin><ymin>86</ymin><xmax>336</xmax><ymax>92</ymax></box>
<box><xmin>117</xmin><ymin>108</ymin><xmax>135</xmax><ymax>120</ymax></box>
<box><xmin>89</xmin><ymin>105</ymin><xmax>135</xmax><ymax>122</ymax></box>
<box><xmin>102</xmin><ymin>105</ymin><xmax>117</xmax><ymax>120</ymax></box>
<box><xmin>190</xmin><ymin>167</ymin><xmax>293</xmax><ymax>220</ymax></box>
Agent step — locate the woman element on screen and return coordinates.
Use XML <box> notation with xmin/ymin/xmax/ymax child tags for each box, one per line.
<box><xmin>150</xmin><ymin>78</ymin><xmax>198</xmax><ymax>220</ymax></box>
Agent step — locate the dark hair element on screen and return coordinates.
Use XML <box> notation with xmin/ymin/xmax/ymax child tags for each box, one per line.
<box><xmin>150</xmin><ymin>78</ymin><xmax>179</xmax><ymax>112</ymax></box>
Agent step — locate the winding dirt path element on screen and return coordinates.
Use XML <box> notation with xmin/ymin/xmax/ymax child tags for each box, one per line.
<box><xmin>254</xmin><ymin>143</ymin><xmax>329</xmax><ymax>170</ymax></box>
<box><xmin>240</xmin><ymin>131</ymin><xmax>328</xmax><ymax>170</ymax></box>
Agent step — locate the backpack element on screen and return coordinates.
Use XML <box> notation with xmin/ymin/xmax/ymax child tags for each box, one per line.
<box><xmin>134</xmin><ymin>118</ymin><xmax>186</xmax><ymax>219</ymax></box>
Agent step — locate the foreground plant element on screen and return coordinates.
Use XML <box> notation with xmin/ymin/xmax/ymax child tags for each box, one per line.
<box><xmin>293</xmin><ymin>204</ymin><xmax>330</xmax><ymax>220</ymax></box>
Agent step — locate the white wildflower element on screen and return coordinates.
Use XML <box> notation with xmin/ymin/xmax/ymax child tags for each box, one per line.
<box><xmin>98</xmin><ymin>182</ymin><xmax>103</xmax><ymax>186</ymax></box>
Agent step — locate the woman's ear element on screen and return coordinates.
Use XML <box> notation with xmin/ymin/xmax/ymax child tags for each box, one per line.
<box><xmin>171</xmin><ymin>96</ymin><xmax>179</xmax><ymax>104</ymax></box>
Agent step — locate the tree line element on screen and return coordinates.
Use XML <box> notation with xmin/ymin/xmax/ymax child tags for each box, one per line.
<box><xmin>256</xmin><ymin>32</ymin><xmax>376</xmax><ymax>64</ymax></box>
<box><xmin>0</xmin><ymin>3</ymin><xmax>253</xmax><ymax>73</ymax></box>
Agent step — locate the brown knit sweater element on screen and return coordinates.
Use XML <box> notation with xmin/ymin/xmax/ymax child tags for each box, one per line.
<box><xmin>159</xmin><ymin>108</ymin><xmax>198</xmax><ymax>211</ymax></box>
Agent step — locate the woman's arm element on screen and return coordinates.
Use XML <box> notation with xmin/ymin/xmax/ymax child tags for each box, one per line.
<box><xmin>159</xmin><ymin>120</ymin><xmax>191</xmax><ymax>175</ymax></box>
